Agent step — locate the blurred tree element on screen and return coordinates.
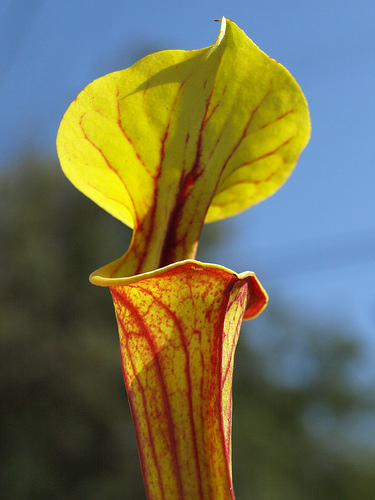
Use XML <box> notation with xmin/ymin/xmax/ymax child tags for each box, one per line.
<box><xmin>0</xmin><ymin>158</ymin><xmax>142</xmax><ymax>499</ymax></box>
<box><xmin>1</xmin><ymin>159</ymin><xmax>374</xmax><ymax>499</ymax></box>
<box><xmin>233</xmin><ymin>308</ymin><xmax>375</xmax><ymax>499</ymax></box>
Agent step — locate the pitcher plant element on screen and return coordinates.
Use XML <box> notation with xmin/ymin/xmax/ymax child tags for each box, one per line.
<box><xmin>57</xmin><ymin>17</ymin><xmax>310</xmax><ymax>499</ymax></box>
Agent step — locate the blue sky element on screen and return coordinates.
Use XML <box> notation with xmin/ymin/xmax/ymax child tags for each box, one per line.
<box><xmin>1</xmin><ymin>0</ymin><xmax>375</xmax><ymax>380</ymax></box>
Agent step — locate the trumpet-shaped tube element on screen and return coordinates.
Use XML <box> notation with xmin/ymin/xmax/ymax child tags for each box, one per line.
<box><xmin>104</xmin><ymin>261</ymin><xmax>267</xmax><ymax>499</ymax></box>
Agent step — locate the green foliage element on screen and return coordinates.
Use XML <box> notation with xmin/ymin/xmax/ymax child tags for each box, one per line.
<box><xmin>1</xmin><ymin>159</ymin><xmax>374</xmax><ymax>499</ymax></box>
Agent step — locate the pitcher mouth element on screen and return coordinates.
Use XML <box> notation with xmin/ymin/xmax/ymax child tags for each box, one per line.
<box><xmin>90</xmin><ymin>259</ymin><xmax>268</xmax><ymax>320</ymax></box>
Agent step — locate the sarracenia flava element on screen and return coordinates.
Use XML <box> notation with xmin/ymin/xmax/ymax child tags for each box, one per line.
<box><xmin>57</xmin><ymin>17</ymin><xmax>310</xmax><ymax>499</ymax></box>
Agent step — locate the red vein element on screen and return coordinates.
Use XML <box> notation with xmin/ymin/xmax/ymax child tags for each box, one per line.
<box><xmin>258</xmin><ymin>109</ymin><xmax>295</xmax><ymax>130</ymax></box>
<box><xmin>79</xmin><ymin>114</ymin><xmax>140</xmax><ymax>227</ymax></box>
<box><xmin>111</xmin><ymin>290</ymin><xmax>166</xmax><ymax>499</ymax></box>
<box><xmin>202</xmin><ymin>65</ymin><xmax>257</xmax><ymax>165</ymax></box>
<box><xmin>204</xmin><ymin>53</ymin><xmax>236</xmax><ymax>126</ymax></box>
<box><xmin>216</xmin><ymin>82</ymin><xmax>273</xmax><ymax>174</ymax></box>
<box><xmin>135</xmin><ymin>282</ymin><xmax>205</xmax><ymax>496</ymax></box>
<box><xmin>111</xmin><ymin>288</ymin><xmax>185</xmax><ymax>499</ymax></box>
<box><xmin>219</xmin><ymin>135</ymin><xmax>296</xmax><ymax>189</ymax></box>
<box><xmin>116</xmin><ymin>89</ymin><xmax>154</xmax><ymax>178</ymax></box>
<box><xmin>145</xmin><ymin>80</ymin><xmax>196</xmax><ymax>270</ymax></box>
<box><xmin>217</xmin><ymin>279</ymin><xmax>238</xmax><ymax>499</ymax></box>
<box><xmin>242</xmin><ymin>135</ymin><xmax>295</xmax><ymax>168</ymax></box>
<box><xmin>155</xmin><ymin>70</ymin><xmax>236</xmax><ymax>265</ymax></box>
